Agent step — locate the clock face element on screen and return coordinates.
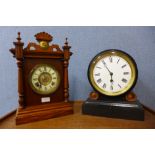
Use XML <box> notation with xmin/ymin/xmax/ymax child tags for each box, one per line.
<box><xmin>88</xmin><ymin>50</ymin><xmax>138</xmax><ymax>96</ymax></box>
<box><xmin>29</xmin><ymin>64</ymin><xmax>60</xmax><ymax>95</ymax></box>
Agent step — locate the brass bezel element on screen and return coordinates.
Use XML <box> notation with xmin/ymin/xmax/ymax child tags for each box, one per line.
<box><xmin>29</xmin><ymin>64</ymin><xmax>61</xmax><ymax>95</ymax></box>
<box><xmin>88</xmin><ymin>50</ymin><xmax>138</xmax><ymax>96</ymax></box>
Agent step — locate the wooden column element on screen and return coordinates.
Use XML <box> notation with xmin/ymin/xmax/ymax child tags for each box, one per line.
<box><xmin>13</xmin><ymin>32</ymin><xmax>25</xmax><ymax>108</ymax></box>
<box><xmin>63</xmin><ymin>38</ymin><xmax>71</xmax><ymax>102</ymax></box>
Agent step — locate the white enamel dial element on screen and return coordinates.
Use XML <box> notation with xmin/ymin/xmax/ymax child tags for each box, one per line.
<box><xmin>89</xmin><ymin>50</ymin><xmax>137</xmax><ymax>96</ymax></box>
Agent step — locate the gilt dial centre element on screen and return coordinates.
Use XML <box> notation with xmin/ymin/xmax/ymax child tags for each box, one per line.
<box><xmin>39</xmin><ymin>72</ymin><xmax>52</xmax><ymax>86</ymax></box>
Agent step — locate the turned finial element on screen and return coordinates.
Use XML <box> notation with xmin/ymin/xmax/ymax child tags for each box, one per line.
<box><xmin>63</xmin><ymin>37</ymin><xmax>71</xmax><ymax>51</ymax></box>
<box><xmin>65</xmin><ymin>38</ymin><xmax>69</xmax><ymax>46</ymax></box>
<box><xmin>17</xmin><ymin>32</ymin><xmax>21</xmax><ymax>42</ymax></box>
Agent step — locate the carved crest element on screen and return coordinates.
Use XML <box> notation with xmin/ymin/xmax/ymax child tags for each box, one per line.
<box><xmin>25</xmin><ymin>32</ymin><xmax>64</xmax><ymax>52</ymax></box>
<box><xmin>35</xmin><ymin>32</ymin><xmax>53</xmax><ymax>42</ymax></box>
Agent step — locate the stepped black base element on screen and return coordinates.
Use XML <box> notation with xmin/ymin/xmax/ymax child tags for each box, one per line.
<box><xmin>82</xmin><ymin>99</ymin><xmax>144</xmax><ymax>121</ymax></box>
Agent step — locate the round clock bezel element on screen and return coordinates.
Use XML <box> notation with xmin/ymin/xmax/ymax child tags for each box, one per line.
<box><xmin>29</xmin><ymin>64</ymin><xmax>61</xmax><ymax>95</ymax></box>
<box><xmin>88</xmin><ymin>49</ymin><xmax>138</xmax><ymax>97</ymax></box>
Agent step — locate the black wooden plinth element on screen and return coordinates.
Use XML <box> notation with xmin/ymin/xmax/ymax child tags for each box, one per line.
<box><xmin>82</xmin><ymin>99</ymin><xmax>144</xmax><ymax>121</ymax></box>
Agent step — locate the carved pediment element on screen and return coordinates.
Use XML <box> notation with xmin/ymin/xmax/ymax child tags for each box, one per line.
<box><xmin>25</xmin><ymin>32</ymin><xmax>64</xmax><ymax>52</ymax></box>
<box><xmin>26</xmin><ymin>42</ymin><xmax>63</xmax><ymax>52</ymax></box>
<box><xmin>10</xmin><ymin>32</ymin><xmax>72</xmax><ymax>58</ymax></box>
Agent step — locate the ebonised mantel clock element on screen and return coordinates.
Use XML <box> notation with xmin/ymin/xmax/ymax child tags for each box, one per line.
<box><xmin>82</xmin><ymin>49</ymin><xmax>144</xmax><ymax>121</ymax></box>
<box><xmin>10</xmin><ymin>32</ymin><xmax>73</xmax><ymax>125</ymax></box>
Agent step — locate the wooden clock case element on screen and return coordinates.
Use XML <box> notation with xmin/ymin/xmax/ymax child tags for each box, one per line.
<box><xmin>10</xmin><ymin>32</ymin><xmax>73</xmax><ymax>125</ymax></box>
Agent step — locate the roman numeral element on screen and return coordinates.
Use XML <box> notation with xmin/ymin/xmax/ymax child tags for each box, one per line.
<box><xmin>35</xmin><ymin>82</ymin><xmax>41</xmax><ymax>88</ymax></box>
<box><xmin>109</xmin><ymin>56</ymin><xmax>112</xmax><ymax>62</ymax></box>
<box><xmin>118</xmin><ymin>84</ymin><xmax>121</xmax><ymax>88</ymax></box>
<box><xmin>97</xmin><ymin>78</ymin><xmax>102</xmax><ymax>84</ymax></box>
<box><xmin>117</xmin><ymin>58</ymin><xmax>120</xmax><ymax>64</ymax></box>
<box><xmin>51</xmin><ymin>82</ymin><xmax>55</xmax><ymax>86</ymax></box>
<box><xmin>102</xmin><ymin>60</ymin><xmax>106</xmax><ymax>65</ymax></box>
<box><xmin>96</xmin><ymin>66</ymin><xmax>101</xmax><ymax>69</ymax></box>
<box><xmin>52</xmin><ymin>77</ymin><xmax>56</xmax><ymax>79</ymax></box>
<box><xmin>103</xmin><ymin>83</ymin><xmax>106</xmax><ymax>88</ymax></box>
<box><xmin>122</xmin><ymin>64</ymin><xmax>127</xmax><ymax>68</ymax></box>
<box><xmin>44</xmin><ymin>87</ymin><xmax>47</xmax><ymax>91</ymax></box>
<box><xmin>35</xmin><ymin>82</ymin><xmax>39</xmax><ymax>87</ymax></box>
<box><xmin>122</xmin><ymin>78</ymin><xmax>127</xmax><ymax>83</ymax></box>
<box><xmin>44</xmin><ymin>66</ymin><xmax>47</xmax><ymax>71</ymax></box>
<box><xmin>123</xmin><ymin>72</ymin><xmax>129</xmax><ymax>75</ymax></box>
<box><xmin>95</xmin><ymin>73</ymin><xmax>100</xmax><ymax>76</ymax></box>
<box><xmin>33</xmin><ymin>78</ymin><xmax>38</xmax><ymax>81</ymax></box>
<box><xmin>110</xmin><ymin>85</ymin><xmax>113</xmax><ymax>90</ymax></box>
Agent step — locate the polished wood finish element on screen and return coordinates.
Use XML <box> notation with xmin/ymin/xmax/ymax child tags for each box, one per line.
<box><xmin>0</xmin><ymin>101</ymin><xmax>155</xmax><ymax>129</ymax></box>
<box><xmin>63</xmin><ymin>38</ymin><xmax>71</xmax><ymax>102</ymax></box>
<box><xmin>23</xmin><ymin>58</ymin><xmax>64</xmax><ymax>106</ymax></box>
<box><xmin>0</xmin><ymin>110</ymin><xmax>16</xmax><ymax>121</ymax></box>
<box><xmin>89</xmin><ymin>91</ymin><xmax>99</xmax><ymax>100</ymax></box>
<box><xmin>16</xmin><ymin>102</ymin><xmax>73</xmax><ymax>125</ymax></box>
<box><xmin>10</xmin><ymin>32</ymin><xmax>73</xmax><ymax>125</ymax></box>
<box><xmin>144</xmin><ymin>105</ymin><xmax>155</xmax><ymax>115</ymax></box>
<box><xmin>125</xmin><ymin>92</ymin><xmax>137</xmax><ymax>102</ymax></box>
<box><xmin>13</xmin><ymin>32</ymin><xmax>25</xmax><ymax>108</ymax></box>
<box><xmin>35</xmin><ymin>32</ymin><xmax>53</xmax><ymax>42</ymax></box>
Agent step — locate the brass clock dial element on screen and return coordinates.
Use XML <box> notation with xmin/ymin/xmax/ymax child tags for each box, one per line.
<box><xmin>29</xmin><ymin>64</ymin><xmax>60</xmax><ymax>95</ymax></box>
<box><xmin>88</xmin><ymin>49</ymin><xmax>138</xmax><ymax>96</ymax></box>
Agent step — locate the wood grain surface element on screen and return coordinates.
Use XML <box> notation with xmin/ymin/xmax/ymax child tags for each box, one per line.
<box><xmin>9</xmin><ymin>32</ymin><xmax>73</xmax><ymax>125</ymax></box>
<box><xmin>0</xmin><ymin>101</ymin><xmax>155</xmax><ymax>129</ymax></box>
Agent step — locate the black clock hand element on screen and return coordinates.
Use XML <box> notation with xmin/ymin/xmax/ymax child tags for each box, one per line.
<box><xmin>104</xmin><ymin>64</ymin><xmax>112</xmax><ymax>74</ymax></box>
<box><xmin>110</xmin><ymin>75</ymin><xmax>114</xmax><ymax>83</ymax></box>
<box><xmin>110</xmin><ymin>76</ymin><xmax>114</xmax><ymax>90</ymax></box>
<box><xmin>110</xmin><ymin>73</ymin><xmax>114</xmax><ymax>83</ymax></box>
<box><xmin>103</xmin><ymin>64</ymin><xmax>114</xmax><ymax>83</ymax></box>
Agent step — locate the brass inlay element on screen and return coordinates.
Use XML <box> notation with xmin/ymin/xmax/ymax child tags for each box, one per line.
<box><xmin>39</xmin><ymin>41</ymin><xmax>49</xmax><ymax>49</ymax></box>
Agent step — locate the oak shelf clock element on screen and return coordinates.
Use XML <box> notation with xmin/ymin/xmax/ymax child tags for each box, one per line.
<box><xmin>10</xmin><ymin>32</ymin><xmax>73</xmax><ymax>125</ymax></box>
<box><xmin>82</xmin><ymin>49</ymin><xmax>144</xmax><ymax>121</ymax></box>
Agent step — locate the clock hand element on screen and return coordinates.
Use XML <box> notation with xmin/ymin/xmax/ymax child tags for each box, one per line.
<box><xmin>110</xmin><ymin>73</ymin><xmax>114</xmax><ymax>83</ymax></box>
<box><xmin>103</xmin><ymin>64</ymin><xmax>114</xmax><ymax>82</ymax></box>
<box><xmin>104</xmin><ymin>64</ymin><xmax>112</xmax><ymax>74</ymax></box>
<box><xmin>110</xmin><ymin>76</ymin><xmax>114</xmax><ymax>90</ymax></box>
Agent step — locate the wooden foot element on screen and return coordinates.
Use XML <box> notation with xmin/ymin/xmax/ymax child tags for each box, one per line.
<box><xmin>125</xmin><ymin>92</ymin><xmax>137</xmax><ymax>102</ymax></box>
<box><xmin>89</xmin><ymin>91</ymin><xmax>99</xmax><ymax>100</ymax></box>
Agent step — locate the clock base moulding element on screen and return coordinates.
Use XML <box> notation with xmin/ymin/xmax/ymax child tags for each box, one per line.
<box><xmin>82</xmin><ymin>91</ymin><xmax>144</xmax><ymax>121</ymax></box>
<box><xmin>16</xmin><ymin>102</ymin><xmax>73</xmax><ymax>125</ymax></box>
